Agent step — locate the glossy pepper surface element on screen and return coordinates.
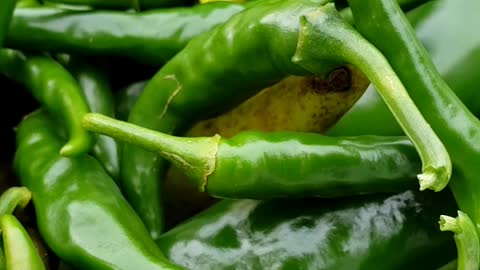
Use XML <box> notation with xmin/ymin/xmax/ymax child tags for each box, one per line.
<box><xmin>14</xmin><ymin>110</ymin><xmax>182</xmax><ymax>270</ymax></box>
<box><xmin>57</xmin><ymin>54</ymin><xmax>120</xmax><ymax>180</ymax></box>
<box><xmin>6</xmin><ymin>2</ymin><xmax>246</xmax><ymax>66</ymax></box>
<box><xmin>0</xmin><ymin>50</ymin><xmax>93</xmax><ymax>156</ymax></box>
<box><xmin>328</xmin><ymin>0</ymin><xmax>480</xmax><ymax>135</ymax></box>
<box><xmin>345</xmin><ymin>0</ymin><xmax>480</xmax><ymax>260</ymax></box>
<box><xmin>122</xmin><ymin>0</ymin><xmax>450</xmax><ymax>239</ymax></box>
<box><xmin>158</xmin><ymin>190</ymin><xmax>457</xmax><ymax>269</ymax></box>
<box><xmin>0</xmin><ymin>0</ymin><xmax>16</xmax><ymax>47</ymax></box>
<box><xmin>0</xmin><ymin>214</ymin><xmax>46</xmax><ymax>270</ymax></box>
<box><xmin>85</xmin><ymin>113</ymin><xmax>421</xmax><ymax>199</ymax></box>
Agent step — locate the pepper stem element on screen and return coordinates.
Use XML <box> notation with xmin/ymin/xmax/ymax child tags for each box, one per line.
<box><xmin>292</xmin><ymin>3</ymin><xmax>451</xmax><ymax>192</ymax></box>
<box><xmin>439</xmin><ymin>211</ymin><xmax>480</xmax><ymax>270</ymax></box>
<box><xmin>82</xmin><ymin>113</ymin><xmax>220</xmax><ymax>190</ymax></box>
<box><xmin>0</xmin><ymin>187</ymin><xmax>32</xmax><ymax>215</ymax></box>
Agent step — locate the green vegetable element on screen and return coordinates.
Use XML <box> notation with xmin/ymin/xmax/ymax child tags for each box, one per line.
<box><xmin>44</xmin><ymin>0</ymin><xmax>192</xmax><ymax>10</ymax></box>
<box><xmin>0</xmin><ymin>214</ymin><xmax>45</xmax><ymax>270</ymax></box>
<box><xmin>14</xmin><ymin>110</ymin><xmax>182</xmax><ymax>270</ymax></box>
<box><xmin>84</xmin><ymin>113</ymin><xmax>423</xmax><ymax>198</ymax></box>
<box><xmin>0</xmin><ymin>0</ymin><xmax>16</xmax><ymax>47</ymax></box>
<box><xmin>6</xmin><ymin>2</ymin><xmax>246</xmax><ymax>66</ymax></box>
<box><xmin>439</xmin><ymin>211</ymin><xmax>480</xmax><ymax>270</ymax></box>
<box><xmin>115</xmin><ymin>80</ymin><xmax>147</xmax><ymax>121</ymax></box>
<box><xmin>120</xmin><ymin>0</ymin><xmax>450</xmax><ymax>239</ymax></box>
<box><xmin>57</xmin><ymin>54</ymin><xmax>120</xmax><ymax>180</ymax></box>
<box><xmin>157</xmin><ymin>190</ymin><xmax>457</xmax><ymax>269</ymax></box>
<box><xmin>0</xmin><ymin>49</ymin><xmax>93</xmax><ymax>156</ymax></box>
<box><xmin>345</xmin><ymin>0</ymin><xmax>480</xmax><ymax>263</ymax></box>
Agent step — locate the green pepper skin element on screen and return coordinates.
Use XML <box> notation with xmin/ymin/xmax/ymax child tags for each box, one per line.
<box><xmin>84</xmin><ymin>113</ymin><xmax>421</xmax><ymax>199</ymax></box>
<box><xmin>122</xmin><ymin>0</ymin><xmax>328</xmax><ymax>240</ymax></box>
<box><xmin>345</xmin><ymin>0</ymin><xmax>480</xmax><ymax>258</ymax></box>
<box><xmin>0</xmin><ymin>0</ymin><xmax>16</xmax><ymax>47</ymax></box>
<box><xmin>328</xmin><ymin>0</ymin><xmax>480</xmax><ymax>135</ymax></box>
<box><xmin>14</xmin><ymin>110</ymin><xmax>182</xmax><ymax>270</ymax></box>
<box><xmin>115</xmin><ymin>80</ymin><xmax>147</xmax><ymax>121</ymax></box>
<box><xmin>0</xmin><ymin>214</ymin><xmax>46</xmax><ymax>270</ymax></box>
<box><xmin>58</xmin><ymin>55</ymin><xmax>120</xmax><ymax>180</ymax></box>
<box><xmin>0</xmin><ymin>50</ymin><xmax>93</xmax><ymax>157</ymax></box>
<box><xmin>45</xmin><ymin>0</ymin><xmax>192</xmax><ymax>10</ymax></box>
<box><xmin>210</xmin><ymin>133</ymin><xmax>419</xmax><ymax>198</ymax></box>
<box><xmin>158</xmin><ymin>190</ymin><xmax>456</xmax><ymax>269</ymax></box>
<box><xmin>6</xmin><ymin>2</ymin><xmax>246</xmax><ymax>66</ymax></box>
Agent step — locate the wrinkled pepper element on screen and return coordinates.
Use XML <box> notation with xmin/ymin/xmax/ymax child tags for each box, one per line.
<box><xmin>157</xmin><ymin>190</ymin><xmax>457</xmax><ymax>269</ymax></box>
<box><xmin>120</xmin><ymin>0</ymin><xmax>450</xmax><ymax>239</ymax></box>
<box><xmin>57</xmin><ymin>54</ymin><xmax>120</xmax><ymax>180</ymax></box>
<box><xmin>0</xmin><ymin>50</ymin><xmax>93</xmax><ymax>156</ymax></box>
<box><xmin>14</xmin><ymin>110</ymin><xmax>182</xmax><ymax>270</ymax></box>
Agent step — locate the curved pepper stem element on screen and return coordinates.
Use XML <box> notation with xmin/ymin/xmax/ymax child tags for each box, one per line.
<box><xmin>291</xmin><ymin>3</ymin><xmax>451</xmax><ymax>192</ymax></box>
<box><xmin>0</xmin><ymin>214</ymin><xmax>46</xmax><ymax>270</ymax></box>
<box><xmin>0</xmin><ymin>186</ymin><xmax>32</xmax><ymax>216</ymax></box>
<box><xmin>439</xmin><ymin>211</ymin><xmax>480</xmax><ymax>270</ymax></box>
<box><xmin>83</xmin><ymin>113</ymin><xmax>220</xmax><ymax>188</ymax></box>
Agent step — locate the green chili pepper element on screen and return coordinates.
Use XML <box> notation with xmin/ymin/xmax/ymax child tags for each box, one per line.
<box><xmin>120</xmin><ymin>0</ymin><xmax>450</xmax><ymax>239</ymax></box>
<box><xmin>439</xmin><ymin>211</ymin><xmax>480</xmax><ymax>270</ymax></box>
<box><xmin>0</xmin><ymin>49</ymin><xmax>93</xmax><ymax>156</ymax></box>
<box><xmin>0</xmin><ymin>0</ymin><xmax>16</xmax><ymax>47</ymax></box>
<box><xmin>157</xmin><ymin>190</ymin><xmax>457</xmax><ymax>269</ymax></box>
<box><xmin>14</xmin><ymin>110</ymin><xmax>182</xmax><ymax>270</ymax></box>
<box><xmin>44</xmin><ymin>0</ymin><xmax>192</xmax><ymax>10</ymax></box>
<box><xmin>0</xmin><ymin>214</ymin><xmax>45</xmax><ymax>270</ymax></box>
<box><xmin>84</xmin><ymin>113</ymin><xmax>423</xmax><ymax>198</ymax></box>
<box><xmin>328</xmin><ymin>0</ymin><xmax>480</xmax><ymax>136</ymax></box>
<box><xmin>345</xmin><ymin>0</ymin><xmax>480</xmax><ymax>263</ymax></box>
<box><xmin>57</xmin><ymin>54</ymin><xmax>120</xmax><ymax>180</ymax></box>
<box><xmin>6</xmin><ymin>2</ymin><xmax>246</xmax><ymax>66</ymax></box>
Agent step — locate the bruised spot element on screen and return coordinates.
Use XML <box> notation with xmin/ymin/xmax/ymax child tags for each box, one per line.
<box><xmin>327</xmin><ymin>67</ymin><xmax>351</xmax><ymax>92</ymax></box>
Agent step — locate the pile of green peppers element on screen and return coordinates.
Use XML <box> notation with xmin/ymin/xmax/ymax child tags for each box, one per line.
<box><xmin>0</xmin><ymin>0</ymin><xmax>479</xmax><ymax>269</ymax></box>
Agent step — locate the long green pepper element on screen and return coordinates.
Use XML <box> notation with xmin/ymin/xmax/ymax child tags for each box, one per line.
<box><xmin>345</xmin><ymin>0</ymin><xmax>480</xmax><ymax>264</ymax></box>
<box><xmin>14</xmin><ymin>110</ymin><xmax>182</xmax><ymax>270</ymax></box>
<box><xmin>84</xmin><ymin>113</ymin><xmax>421</xmax><ymax>199</ymax></box>
<box><xmin>6</xmin><ymin>2</ymin><xmax>246</xmax><ymax>66</ymax></box>
<box><xmin>120</xmin><ymin>0</ymin><xmax>450</xmax><ymax>239</ymax></box>
<box><xmin>0</xmin><ymin>0</ymin><xmax>16</xmax><ymax>47</ymax></box>
<box><xmin>0</xmin><ymin>50</ymin><xmax>93</xmax><ymax>156</ymax></box>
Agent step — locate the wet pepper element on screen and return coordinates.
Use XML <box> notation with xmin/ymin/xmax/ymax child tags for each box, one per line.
<box><xmin>6</xmin><ymin>2</ymin><xmax>246</xmax><ymax>66</ymax></box>
<box><xmin>0</xmin><ymin>214</ymin><xmax>46</xmax><ymax>270</ymax></box>
<box><xmin>345</xmin><ymin>0</ymin><xmax>480</xmax><ymax>264</ymax></box>
<box><xmin>157</xmin><ymin>190</ymin><xmax>457</xmax><ymax>269</ymax></box>
<box><xmin>57</xmin><ymin>54</ymin><xmax>120</xmax><ymax>180</ymax></box>
<box><xmin>14</xmin><ymin>110</ymin><xmax>182</xmax><ymax>270</ymax></box>
<box><xmin>121</xmin><ymin>0</ymin><xmax>450</xmax><ymax>239</ymax></box>
<box><xmin>0</xmin><ymin>50</ymin><xmax>93</xmax><ymax>156</ymax></box>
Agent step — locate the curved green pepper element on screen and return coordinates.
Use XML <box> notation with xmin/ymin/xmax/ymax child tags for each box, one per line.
<box><xmin>158</xmin><ymin>190</ymin><xmax>457</xmax><ymax>269</ymax></box>
<box><xmin>345</xmin><ymin>0</ymin><xmax>480</xmax><ymax>263</ymax></box>
<box><xmin>14</xmin><ymin>110</ymin><xmax>182</xmax><ymax>270</ymax></box>
<box><xmin>57</xmin><ymin>54</ymin><xmax>120</xmax><ymax>180</ymax></box>
<box><xmin>84</xmin><ymin>113</ymin><xmax>422</xmax><ymax>198</ymax></box>
<box><xmin>6</xmin><ymin>2</ymin><xmax>246</xmax><ymax>66</ymax></box>
<box><xmin>121</xmin><ymin>0</ymin><xmax>450</xmax><ymax>239</ymax></box>
<box><xmin>0</xmin><ymin>49</ymin><xmax>93</xmax><ymax>156</ymax></box>
<box><xmin>0</xmin><ymin>214</ymin><xmax>45</xmax><ymax>270</ymax></box>
<box><xmin>0</xmin><ymin>0</ymin><xmax>16</xmax><ymax>47</ymax></box>
<box><xmin>328</xmin><ymin>0</ymin><xmax>480</xmax><ymax>135</ymax></box>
